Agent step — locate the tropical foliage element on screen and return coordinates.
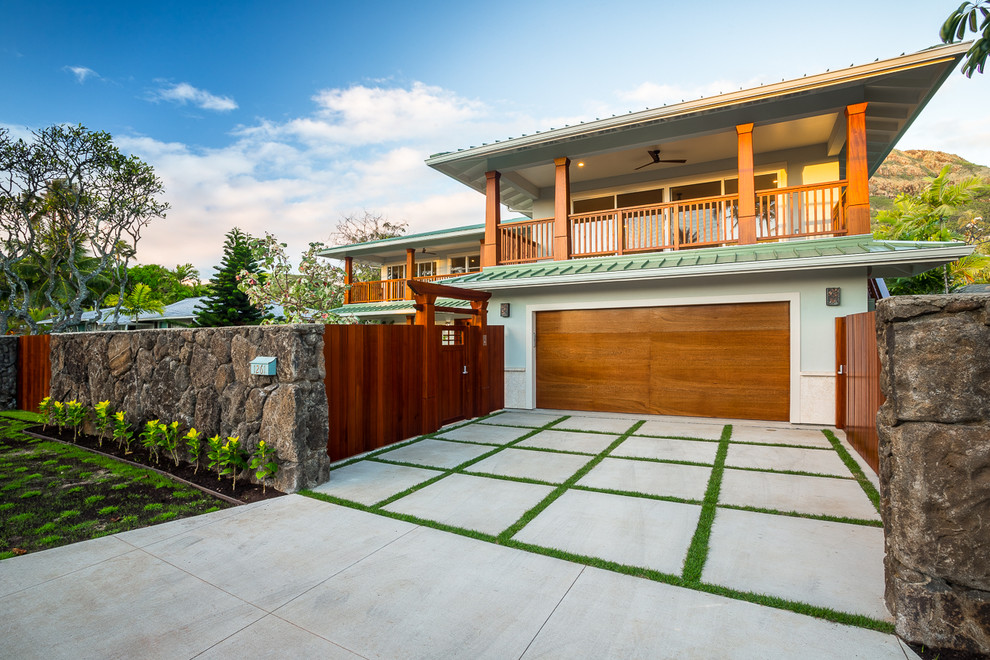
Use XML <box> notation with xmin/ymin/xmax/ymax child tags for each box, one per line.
<box><xmin>942</xmin><ymin>1</ymin><xmax>990</xmax><ymax>77</ymax></box>
<box><xmin>875</xmin><ymin>165</ymin><xmax>990</xmax><ymax>293</ymax></box>
<box><xmin>0</xmin><ymin>125</ymin><xmax>168</xmax><ymax>334</ymax></box>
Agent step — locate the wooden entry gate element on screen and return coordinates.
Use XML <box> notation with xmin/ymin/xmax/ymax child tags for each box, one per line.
<box><xmin>835</xmin><ymin>311</ymin><xmax>884</xmax><ymax>473</ymax></box>
<box><xmin>17</xmin><ymin>334</ymin><xmax>51</xmax><ymax>413</ymax></box>
<box><xmin>324</xmin><ymin>280</ymin><xmax>503</xmax><ymax>461</ymax></box>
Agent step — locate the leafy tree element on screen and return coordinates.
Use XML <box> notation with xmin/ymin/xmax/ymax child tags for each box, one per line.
<box><xmin>238</xmin><ymin>233</ymin><xmax>349</xmax><ymax>323</ymax></box>
<box><xmin>0</xmin><ymin>124</ymin><xmax>167</xmax><ymax>334</ymax></box>
<box><xmin>875</xmin><ymin>165</ymin><xmax>990</xmax><ymax>293</ymax></box>
<box><xmin>331</xmin><ymin>212</ymin><xmax>408</xmax><ymax>282</ymax></box>
<box><xmin>942</xmin><ymin>1</ymin><xmax>990</xmax><ymax>76</ymax></box>
<box><xmin>194</xmin><ymin>227</ymin><xmax>265</xmax><ymax>327</ymax></box>
<box><xmin>127</xmin><ymin>263</ymin><xmax>207</xmax><ymax>305</ymax></box>
<box><xmin>103</xmin><ymin>282</ymin><xmax>165</xmax><ymax>324</ymax></box>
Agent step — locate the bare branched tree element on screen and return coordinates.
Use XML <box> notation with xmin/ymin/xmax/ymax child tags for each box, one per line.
<box><xmin>330</xmin><ymin>211</ymin><xmax>408</xmax><ymax>282</ymax></box>
<box><xmin>0</xmin><ymin>125</ymin><xmax>168</xmax><ymax>334</ymax></box>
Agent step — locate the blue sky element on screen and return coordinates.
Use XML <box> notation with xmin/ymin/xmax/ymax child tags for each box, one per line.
<box><xmin>2</xmin><ymin>1</ymin><xmax>988</xmax><ymax>277</ymax></box>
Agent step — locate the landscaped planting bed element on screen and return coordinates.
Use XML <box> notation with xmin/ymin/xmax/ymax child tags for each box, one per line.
<box><xmin>0</xmin><ymin>413</ymin><xmax>232</xmax><ymax>559</ymax></box>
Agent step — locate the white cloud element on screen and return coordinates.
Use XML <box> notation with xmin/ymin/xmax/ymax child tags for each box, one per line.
<box><xmin>248</xmin><ymin>81</ymin><xmax>484</xmax><ymax>146</ymax></box>
<box><xmin>150</xmin><ymin>82</ymin><xmax>238</xmax><ymax>112</ymax></box>
<box><xmin>64</xmin><ymin>66</ymin><xmax>99</xmax><ymax>83</ymax></box>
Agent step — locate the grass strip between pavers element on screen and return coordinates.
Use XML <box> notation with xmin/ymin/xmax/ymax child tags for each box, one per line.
<box><xmin>495</xmin><ymin>420</ymin><xmax>645</xmax><ymax>543</ymax></box>
<box><xmin>301</xmin><ymin>417</ymin><xmax>896</xmax><ymax>634</ymax></box>
<box><xmin>370</xmin><ymin>415</ymin><xmax>571</xmax><ymax>509</ymax></box>
<box><xmin>681</xmin><ymin>424</ymin><xmax>731</xmax><ymax>583</ymax></box>
<box><xmin>822</xmin><ymin>429</ymin><xmax>882</xmax><ymax>515</ymax></box>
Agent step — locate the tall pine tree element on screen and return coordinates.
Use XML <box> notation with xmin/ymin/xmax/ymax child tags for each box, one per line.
<box><xmin>195</xmin><ymin>227</ymin><xmax>264</xmax><ymax>327</ymax></box>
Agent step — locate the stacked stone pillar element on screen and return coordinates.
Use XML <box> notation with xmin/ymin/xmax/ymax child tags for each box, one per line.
<box><xmin>876</xmin><ymin>294</ymin><xmax>990</xmax><ymax>654</ymax></box>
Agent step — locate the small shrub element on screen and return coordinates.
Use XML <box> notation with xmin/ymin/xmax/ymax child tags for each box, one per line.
<box><xmin>140</xmin><ymin>420</ymin><xmax>162</xmax><ymax>463</ymax></box>
<box><xmin>93</xmin><ymin>401</ymin><xmax>112</xmax><ymax>447</ymax></box>
<box><xmin>64</xmin><ymin>400</ymin><xmax>87</xmax><ymax>441</ymax></box>
<box><xmin>249</xmin><ymin>440</ymin><xmax>279</xmax><ymax>494</ymax></box>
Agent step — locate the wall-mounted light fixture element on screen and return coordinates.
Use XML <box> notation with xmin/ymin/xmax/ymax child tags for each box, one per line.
<box><xmin>500</xmin><ymin>303</ymin><xmax>510</xmax><ymax>318</ymax></box>
<box><xmin>826</xmin><ymin>288</ymin><xmax>841</xmax><ymax>306</ymax></box>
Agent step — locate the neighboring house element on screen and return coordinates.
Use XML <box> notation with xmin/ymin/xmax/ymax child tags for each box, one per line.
<box><xmin>321</xmin><ymin>44</ymin><xmax>973</xmax><ymax>426</ymax></box>
<box><xmin>46</xmin><ymin>297</ymin><xmax>285</xmax><ymax>332</ymax></box>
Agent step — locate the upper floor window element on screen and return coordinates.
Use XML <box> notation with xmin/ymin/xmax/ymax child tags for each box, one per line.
<box><xmin>386</xmin><ymin>264</ymin><xmax>406</xmax><ymax>280</ymax></box>
<box><xmin>573</xmin><ymin>187</ymin><xmax>664</xmax><ymax>214</ymax></box>
<box><xmin>416</xmin><ymin>261</ymin><xmax>437</xmax><ymax>277</ymax></box>
<box><xmin>450</xmin><ymin>255</ymin><xmax>480</xmax><ymax>273</ymax></box>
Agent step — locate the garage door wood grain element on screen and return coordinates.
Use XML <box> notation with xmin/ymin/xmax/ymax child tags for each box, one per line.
<box><xmin>535</xmin><ymin>303</ymin><xmax>790</xmax><ymax>421</ymax></box>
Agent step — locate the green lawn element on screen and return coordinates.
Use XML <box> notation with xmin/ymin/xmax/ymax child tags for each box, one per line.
<box><xmin>0</xmin><ymin>411</ymin><xmax>231</xmax><ymax>560</ymax></box>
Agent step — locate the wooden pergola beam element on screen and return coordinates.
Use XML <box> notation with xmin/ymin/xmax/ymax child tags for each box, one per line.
<box><xmin>413</xmin><ymin>304</ymin><xmax>479</xmax><ymax>316</ymax></box>
<box><xmin>406</xmin><ymin>279</ymin><xmax>492</xmax><ymax>302</ymax></box>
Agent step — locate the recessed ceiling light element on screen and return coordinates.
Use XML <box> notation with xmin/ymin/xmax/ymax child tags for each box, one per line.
<box><xmin>577</xmin><ymin>162</ymin><xmax>585</xmax><ymax>167</ymax></box>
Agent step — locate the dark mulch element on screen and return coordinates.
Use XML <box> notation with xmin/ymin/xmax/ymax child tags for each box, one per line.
<box><xmin>907</xmin><ymin>642</ymin><xmax>989</xmax><ymax>660</ymax></box>
<box><xmin>24</xmin><ymin>425</ymin><xmax>284</xmax><ymax>505</ymax></box>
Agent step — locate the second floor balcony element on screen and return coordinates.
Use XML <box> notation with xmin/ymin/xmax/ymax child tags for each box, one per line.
<box><xmin>348</xmin><ymin>272</ymin><xmax>482</xmax><ymax>304</ymax></box>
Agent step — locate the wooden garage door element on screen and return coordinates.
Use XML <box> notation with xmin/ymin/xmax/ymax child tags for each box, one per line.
<box><xmin>535</xmin><ymin>302</ymin><xmax>790</xmax><ymax>421</ymax></box>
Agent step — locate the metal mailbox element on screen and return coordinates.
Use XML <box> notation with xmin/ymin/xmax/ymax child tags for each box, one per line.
<box><xmin>249</xmin><ymin>356</ymin><xmax>277</xmax><ymax>376</ymax></box>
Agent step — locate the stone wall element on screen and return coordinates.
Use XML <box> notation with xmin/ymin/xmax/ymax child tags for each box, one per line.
<box><xmin>0</xmin><ymin>336</ymin><xmax>16</xmax><ymax>411</ymax></box>
<box><xmin>876</xmin><ymin>294</ymin><xmax>990</xmax><ymax>654</ymax></box>
<box><xmin>49</xmin><ymin>324</ymin><xmax>331</xmax><ymax>493</ymax></box>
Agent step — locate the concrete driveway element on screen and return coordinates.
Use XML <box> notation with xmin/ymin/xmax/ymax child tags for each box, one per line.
<box><xmin>0</xmin><ymin>410</ymin><xmax>918</xmax><ymax>659</ymax></box>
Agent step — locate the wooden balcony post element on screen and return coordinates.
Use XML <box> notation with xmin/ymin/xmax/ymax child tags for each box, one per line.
<box><xmin>484</xmin><ymin>170</ymin><xmax>501</xmax><ymax>267</ymax></box>
<box><xmin>405</xmin><ymin>248</ymin><xmax>416</xmax><ymax>300</ymax></box>
<box><xmin>553</xmin><ymin>157</ymin><xmax>571</xmax><ymax>260</ymax></box>
<box><xmin>845</xmin><ymin>103</ymin><xmax>870</xmax><ymax>235</ymax></box>
<box><xmin>343</xmin><ymin>256</ymin><xmax>352</xmax><ymax>305</ymax></box>
<box><xmin>736</xmin><ymin>123</ymin><xmax>757</xmax><ymax>245</ymax></box>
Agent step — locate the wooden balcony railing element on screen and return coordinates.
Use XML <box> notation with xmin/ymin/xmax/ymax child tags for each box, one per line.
<box><xmin>499</xmin><ymin>217</ymin><xmax>554</xmax><ymax>264</ymax></box>
<box><xmin>568</xmin><ymin>180</ymin><xmax>848</xmax><ymax>258</ymax></box>
<box><xmin>755</xmin><ymin>180</ymin><xmax>847</xmax><ymax>241</ymax></box>
<box><xmin>348</xmin><ymin>272</ymin><xmax>481</xmax><ymax>304</ymax></box>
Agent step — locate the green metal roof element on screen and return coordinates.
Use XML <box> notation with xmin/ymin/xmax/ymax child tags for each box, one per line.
<box><xmin>442</xmin><ymin>236</ymin><xmax>971</xmax><ymax>286</ymax></box>
<box><xmin>333</xmin><ymin>297</ymin><xmax>472</xmax><ymax>315</ymax></box>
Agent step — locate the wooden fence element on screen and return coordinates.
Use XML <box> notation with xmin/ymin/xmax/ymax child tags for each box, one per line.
<box><xmin>323</xmin><ymin>324</ymin><xmax>504</xmax><ymax>462</ymax></box>
<box><xmin>835</xmin><ymin>311</ymin><xmax>884</xmax><ymax>473</ymax></box>
<box><xmin>17</xmin><ymin>334</ymin><xmax>51</xmax><ymax>413</ymax></box>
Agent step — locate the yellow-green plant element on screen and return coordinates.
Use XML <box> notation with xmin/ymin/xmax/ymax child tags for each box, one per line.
<box><xmin>38</xmin><ymin>397</ymin><xmax>53</xmax><ymax>431</ymax></box>
<box><xmin>64</xmin><ymin>400</ymin><xmax>87</xmax><ymax>441</ymax></box>
<box><xmin>93</xmin><ymin>401</ymin><xmax>112</xmax><ymax>447</ymax></box>
<box><xmin>206</xmin><ymin>434</ymin><xmax>225</xmax><ymax>480</ymax></box>
<box><xmin>52</xmin><ymin>400</ymin><xmax>67</xmax><ymax>431</ymax></box>
<box><xmin>159</xmin><ymin>421</ymin><xmax>181</xmax><ymax>466</ymax></box>
<box><xmin>183</xmin><ymin>428</ymin><xmax>203</xmax><ymax>473</ymax></box>
<box><xmin>112</xmin><ymin>411</ymin><xmax>134</xmax><ymax>453</ymax></box>
<box><xmin>220</xmin><ymin>436</ymin><xmax>249</xmax><ymax>491</ymax></box>
<box><xmin>140</xmin><ymin>420</ymin><xmax>162</xmax><ymax>463</ymax></box>
<box><xmin>249</xmin><ymin>440</ymin><xmax>279</xmax><ymax>494</ymax></box>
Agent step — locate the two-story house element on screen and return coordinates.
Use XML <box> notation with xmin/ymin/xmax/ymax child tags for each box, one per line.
<box><xmin>321</xmin><ymin>43</ymin><xmax>973</xmax><ymax>426</ymax></box>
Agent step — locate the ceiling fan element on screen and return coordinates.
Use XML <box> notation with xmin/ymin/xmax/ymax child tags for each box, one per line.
<box><xmin>634</xmin><ymin>149</ymin><xmax>687</xmax><ymax>170</ymax></box>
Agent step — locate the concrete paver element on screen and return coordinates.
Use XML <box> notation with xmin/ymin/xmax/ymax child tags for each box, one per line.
<box><xmin>513</xmin><ymin>489</ymin><xmax>701</xmax><ymax>574</ymax></box>
<box><xmin>481</xmin><ymin>411</ymin><xmax>563</xmax><ymax>427</ymax></box>
<box><xmin>703</xmin><ymin>508</ymin><xmax>889</xmax><ymax>620</ymax></box>
<box><xmin>376</xmin><ymin>437</ymin><xmax>492</xmax><ymax>468</ymax></box>
<box><xmin>551</xmin><ymin>415</ymin><xmax>641</xmax><ymax>434</ymax></box>
<box><xmin>577</xmin><ymin>456</ymin><xmax>712</xmax><ymax>500</ymax></box>
<box><xmin>467</xmin><ymin>447</ymin><xmax>590</xmax><ymax>483</ymax></box>
<box><xmin>730</xmin><ymin>426</ymin><xmax>832</xmax><ymax>447</ymax></box>
<box><xmin>0</xmin><ymin>534</ymin><xmax>134</xmax><ymax>599</ymax></box>
<box><xmin>635</xmin><ymin>420</ymin><xmax>726</xmax><ymax>439</ymax></box>
<box><xmin>436</xmin><ymin>423</ymin><xmax>532</xmax><ymax>445</ymax></box>
<box><xmin>310</xmin><ymin>460</ymin><xmax>442</xmax><ymax>505</ymax></box>
<box><xmin>725</xmin><ymin>443</ymin><xmax>851</xmax><ymax>476</ymax></box>
<box><xmin>1</xmin><ymin>547</ymin><xmax>266</xmax><ymax>659</ymax></box>
<box><xmin>719</xmin><ymin>468</ymin><xmax>881</xmax><ymax>520</ymax></box>
<box><xmin>274</xmin><ymin>525</ymin><xmax>585</xmax><ymax>660</ymax></box>
<box><xmin>611</xmin><ymin>435</ymin><xmax>720</xmax><ymax>464</ymax></box>
<box><xmin>516</xmin><ymin>429</ymin><xmax>620</xmax><ymax>454</ymax></box>
<box><xmin>383</xmin><ymin>472</ymin><xmax>554</xmax><ymax>535</ymax></box>
<box><xmin>523</xmin><ymin>567</ymin><xmax>912</xmax><ymax>660</ymax></box>
<box><xmin>133</xmin><ymin>495</ymin><xmax>415</xmax><ymax>612</ymax></box>
<box><xmin>196</xmin><ymin>614</ymin><xmax>363</xmax><ymax>659</ymax></box>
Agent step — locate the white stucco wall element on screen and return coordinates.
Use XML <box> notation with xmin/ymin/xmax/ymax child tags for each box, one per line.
<box><xmin>485</xmin><ymin>267</ymin><xmax>868</xmax><ymax>425</ymax></box>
